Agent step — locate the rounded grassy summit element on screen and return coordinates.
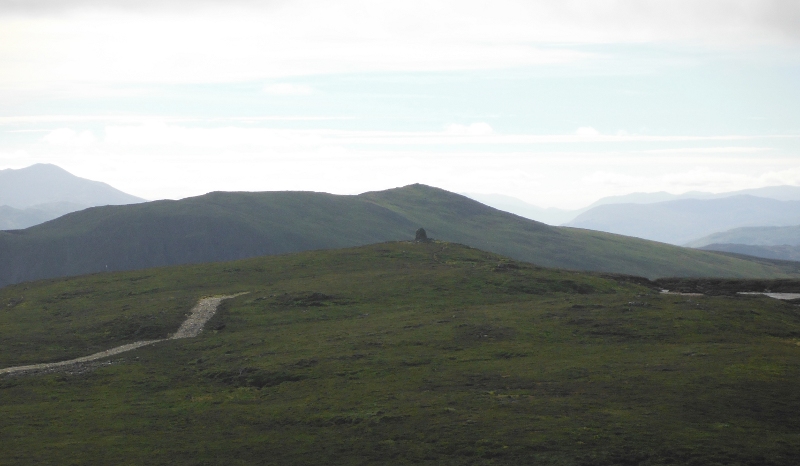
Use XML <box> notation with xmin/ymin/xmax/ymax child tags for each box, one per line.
<box><xmin>1</xmin><ymin>184</ymin><xmax>797</xmax><ymax>288</ymax></box>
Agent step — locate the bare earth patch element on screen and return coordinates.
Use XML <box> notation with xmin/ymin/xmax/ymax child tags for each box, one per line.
<box><xmin>0</xmin><ymin>293</ymin><xmax>247</xmax><ymax>376</ymax></box>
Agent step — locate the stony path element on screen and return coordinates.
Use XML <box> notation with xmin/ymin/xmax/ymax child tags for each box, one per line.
<box><xmin>0</xmin><ymin>293</ymin><xmax>247</xmax><ymax>376</ymax></box>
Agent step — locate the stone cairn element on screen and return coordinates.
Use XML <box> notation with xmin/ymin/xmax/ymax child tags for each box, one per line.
<box><xmin>415</xmin><ymin>228</ymin><xmax>431</xmax><ymax>242</ymax></box>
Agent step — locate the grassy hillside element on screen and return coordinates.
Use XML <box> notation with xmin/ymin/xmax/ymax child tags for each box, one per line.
<box><xmin>2</xmin><ymin>184</ymin><xmax>799</xmax><ymax>288</ymax></box>
<box><xmin>1</xmin><ymin>242</ymin><xmax>799</xmax><ymax>465</ymax></box>
<box><xmin>364</xmin><ymin>185</ymin><xmax>800</xmax><ymax>278</ymax></box>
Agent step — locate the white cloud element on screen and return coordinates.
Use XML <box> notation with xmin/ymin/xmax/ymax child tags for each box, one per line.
<box><xmin>262</xmin><ymin>83</ymin><xmax>314</xmax><ymax>95</ymax></box>
<box><xmin>42</xmin><ymin>128</ymin><xmax>96</xmax><ymax>146</ymax></box>
<box><xmin>444</xmin><ymin>123</ymin><xmax>494</xmax><ymax>136</ymax></box>
<box><xmin>2</xmin><ymin>117</ymin><xmax>797</xmax><ymax>208</ymax></box>
<box><xmin>6</xmin><ymin>136</ymin><xmax>800</xmax><ymax>208</ymax></box>
<box><xmin>0</xmin><ymin>9</ymin><xmax>590</xmax><ymax>91</ymax></box>
<box><xmin>103</xmin><ymin>123</ymin><xmax>324</xmax><ymax>149</ymax></box>
<box><xmin>1</xmin><ymin>2</ymin><xmax>797</xmax><ymax>207</ymax></box>
<box><xmin>575</xmin><ymin>126</ymin><xmax>601</xmax><ymax>137</ymax></box>
<box><xmin>0</xmin><ymin>115</ymin><xmax>350</xmax><ymax>124</ymax></box>
<box><xmin>4</xmin><ymin>1</ymin><xmax>799</xmax><ymax>45</ymax></box>
<box><xmin>94</xmin><ymin>122</ymin><xmax>796</xmax><ymax>149</ymax></box>
<box><xmin>3</xmin><ymin>0</ymin><xmax>797</xmax><ymax>91</ymax></box>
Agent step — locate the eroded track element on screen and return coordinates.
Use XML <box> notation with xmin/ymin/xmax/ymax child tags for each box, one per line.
<box><xmin>0</xmin><ymin>293</ymin><xmax>247</xmax><ymax>376</ymax></box>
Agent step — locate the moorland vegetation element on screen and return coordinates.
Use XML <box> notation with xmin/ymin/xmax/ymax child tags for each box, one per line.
<box><xmin>1</xmin><ymin>242</ymin><xmax>799</xmax><ymax>465</ymax></box>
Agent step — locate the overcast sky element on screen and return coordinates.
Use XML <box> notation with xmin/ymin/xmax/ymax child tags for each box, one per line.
<box><xmin>1</xmin><ymin>0</ymin><xmax>799</xmax><ymax>207</ymax></box>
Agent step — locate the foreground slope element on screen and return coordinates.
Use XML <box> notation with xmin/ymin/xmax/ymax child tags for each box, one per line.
<box><xmin>2</xmin><ymin>184</ymin><xmax>798</xmax><ymax>287</ymax></box>
<box><xmin>1</xmin><ymin>242</ymin><xmax>799</xmax><ymax>465</ymax></box>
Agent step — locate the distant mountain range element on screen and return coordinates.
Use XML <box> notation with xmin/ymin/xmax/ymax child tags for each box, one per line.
<box><xmin>565</xmin><ymin>196</ymin><xmax>800</xmax><ymax>245</ymax></box>
<box><xmin>688</xmin><ymin>225</ymin><xmax>800</xmax><ymax>248</ymax></box>
<box><xmin>0</xmin><ymin>202</ymin><xmax>87</xmax><ymax>230</ymax></box>
<box><xmin>1</xmin><ymin>184</ymin><xmax>797</xmax><ymax>288</ymax></box>
<box><xmin>587</xmin><ymin>185</ymin><xmax>800</xmax><ymax>206</ymax></box>
<box><xmin>465</xmin><ymin>185</ymin><xmax>800</xmax><ymax>226</ymax></box>
<box><xmin>460</xmin><ymin>193</ymin><xmax>579</xmax><ymax>225</ymax></box>
<box><xmin>698</xmin><ymin>244</ymin><xmax>800</xmax><ymax>262</ymax></box>
<box><xmin>4</xmin><ymin>163</ymin><xmax>800</xmax><ymax>272</ymax></box>
<box><xmin>685</xmin><ymin>225</ymin><xmax>800</xmax><ymax>262</ymax></box>
<box><xmin>0</xmin><ymin>164</ymin><xmax>145</xmax><ymax>229</ymax></box>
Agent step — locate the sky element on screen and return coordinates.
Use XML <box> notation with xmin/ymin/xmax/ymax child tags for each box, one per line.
<box><xmin>1</xmin><ymin>0</ymin><xmax>799</xmax><ymax>208</ymax></box>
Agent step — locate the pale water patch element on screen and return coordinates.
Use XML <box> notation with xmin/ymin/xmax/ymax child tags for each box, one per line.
<box><xmin>738</xmin><ymin>292</ymin><xmax>800</xmax><ymax>300</ymax></box>
<box><xmin>660</xmin><ymin>290</ymin><xmax>703</xmax><ymax>296</ymax></box>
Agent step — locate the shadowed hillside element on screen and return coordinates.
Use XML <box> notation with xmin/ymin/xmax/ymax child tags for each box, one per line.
<box><xmin>1</xmin><ymin>184</ymin><xmax>799</xmax><ymax>287</ymax></box>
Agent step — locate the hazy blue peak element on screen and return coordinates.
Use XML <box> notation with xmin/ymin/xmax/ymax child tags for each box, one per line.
<box><xmin>568</xmin><ymin>195</ymin><xmax>800</xmax><ymax>245</ymax></box>
<box><xmin>0</xmin><ymin>163</ymin><xmax>145</xmax><ymax>210</ymax></box>
<box><xmin>586</xmin><ymin>186</ymin><xmax>800</xmax><ymax>209</ymax></box>
<box><xmin>686</xmin><ymin>224</ymin><xmax>800</xmax><ymax>248</ymax></box>
<box><xmin>464</xmin><ymin>185</ymin><xmax>800</xmax><ymax>227</ymax></box>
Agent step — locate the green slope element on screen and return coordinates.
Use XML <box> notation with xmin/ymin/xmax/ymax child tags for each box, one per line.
<box><xmin>1</xmin><ymin>184</ymin><xmax>798</xmax><ymax>288</ymax></box>
<box><xmin>0</xmin><ymin>190</ymin><xmax>416</xmax><ymax>287</ymax></box>
<box><xmin>364</xmin><ymin>185</ymin><xmax>800</xmax><ymax>279</ymax></box>
<box><xmin>1</xmin><ymin>243</ymin><xmax>799</xmax><ymax>465</ymax></box>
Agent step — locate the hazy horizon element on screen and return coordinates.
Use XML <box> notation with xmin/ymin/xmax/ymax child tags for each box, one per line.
<box><xmin>1</xmin><ymin>0</ymin><xmax>799</xmax><ymax>209</ymax></box>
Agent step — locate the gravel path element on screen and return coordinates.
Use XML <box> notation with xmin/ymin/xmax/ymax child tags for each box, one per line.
<box><xmin>0</xmin><ymin>293</ymin><xmax>247</xmax><ymax>376</ymax></box>
<box><xmin>172</xmin><ymin>296</ymin><xmax>231</xmax><ymax>339</ymax></box>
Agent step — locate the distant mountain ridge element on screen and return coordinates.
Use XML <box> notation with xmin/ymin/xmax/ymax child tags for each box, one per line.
<box><xmin>699</xmin><ymin>243</ymin><xmax>800</xmax><ymax>262</ymax></box>
<box><xmin>461</xmin><ymin>193</ymin><xmax>578</xmax><ymax>225</ymax></box>
<box><xmin>587</xmin><ymin>185</ymin><xmax>800</xmax><ymax>207</ymax></box>
<box><xmin>566</xmin><ymin>195</ymin><xmax>800</xmax><ymax>245</ymax></box>
<box><xmin>1</xmin><ymin>184</ymin><xmax>798</xmax><ymax>288</ymax></box>
<box><xmin>687</xmin><ymin>224</ymin><xmax>800</xmax><ymax>248</ymax></box>
<box><xmin>0</xmin><ymin>164</ymin><xmax>145</xmax><ymax>229</ymax></box>
<box><xmin>684</xmin><ymin>224</ymin><xmax>800</xmax><ymax>262</ymax></box>
<box><xmin>0</xmin><ymin>202</ymin><xmax>89</xmax><ymax>230</ymax></box>
<box><xmin>465</xmin><ymin>185</ymin><xmax>800</xmax><ymax>225</ymax></box>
